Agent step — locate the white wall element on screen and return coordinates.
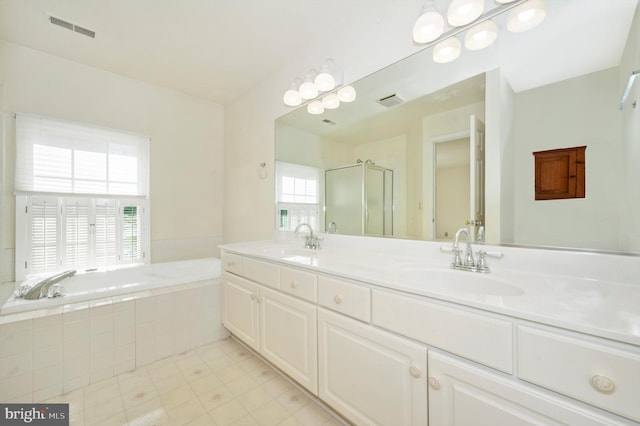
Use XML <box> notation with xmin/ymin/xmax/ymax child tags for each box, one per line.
<box><xmin>0</xmin><ymin>41</ymin><xmax>224</xmax><ymax>281</ymax></box>
<box><xmin>512</xmin><ymin>67</ymin><xmax>622</xmax><ymax>250</ymax></box>
<box><xmin>223</xmin><ymin>0</ymin><xmax>428</xmax><ymax>243</ymax></box>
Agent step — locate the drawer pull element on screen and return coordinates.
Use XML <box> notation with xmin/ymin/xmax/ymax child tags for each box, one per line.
<box><xmin>428</xmin><ymin>376</ymin><xmax>440</xmax><ymax>390</ymax></box>
<box><xmin>290</xmin><ymin>281</ymin><xmax>299</xmax><ymax>289</ymax></box>
<box><xmin>227</xmin><ymin>261</ymin><xmax>235</xmax><ymax>268</ymax></box>
<box><xmin>409</xmin><ymin>365</ymin><xmax>421</xmax><ymax>378</ymax></box>
<box><xmin>333</xmin><ymin>294</ymin><xmax>342</xmax><ymax>305</ymax></box>
<box><xmin>590</xmin><ymin>375</ymin><xmax>615</xmax><ymax>394</ymax></box>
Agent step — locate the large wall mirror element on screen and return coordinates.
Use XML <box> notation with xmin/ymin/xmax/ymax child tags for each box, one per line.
<box><xmin>275</xmin><ymin>0</ymin><xmax>640</xmax><ymax>254</ymax></box>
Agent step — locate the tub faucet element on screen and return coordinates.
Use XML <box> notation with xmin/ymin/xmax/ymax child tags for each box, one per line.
<box><xmin>22</xmin><ymin>270</ymin><xmax>75</xmax><ymax>300</ymax></box>
<box><xmin>295</xmin><ymin>223</ymin><xmax>321</xmax><ymax>249</ymax></box>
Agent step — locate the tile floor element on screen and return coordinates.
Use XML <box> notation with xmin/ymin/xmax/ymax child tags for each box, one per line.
<box><xmin>43</xmin><ymin>338</ymin><xmax>345</xmax><ymax>425</ymax></box>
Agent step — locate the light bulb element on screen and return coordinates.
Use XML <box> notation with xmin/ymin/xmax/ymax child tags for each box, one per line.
<box><xmin>412</xmin><ymin>1</ymin><xmax>445</xmax><ymax>44</ymax></box>
<box><xmin>337</xmin><ymin>86</ymin><xmax>357</xmax><ymax>102</ymax></box>
<box><xmin>315</xmin><ymin>63</ymin><xmax>336</xmax><ymax>92</ymax></box>
<box><xmin>433</xmin><ymin>37</ymin><xmax>461</xmax><ymax>63</ymax></box>
<box><xmin>307</xmin><ymin>100</ymin><xmax>324</xmax><ymax>114</ymax></box>
<box><xmin>322</xmin><ymin>93</ymin><xmax>340</xmax><ymax>109</ymax></box>
<box><xmin>464</xmin><ymin>20</ymin><xmax>498</xmax><ymax>50</ymax></box>
<box><xmin>283</xmin><ymin>82</ymin><xmax>302</xmax><ymax>106</ymax></box>
<box><xmin>507</xmin><ymin>0</ymin><xmax>546</xmax><ymax>32</ymax></box>
<box><xmin>299</xmin><ymin>74</ymin><xmax>318</xmax><ymax>99</ymax></box>
<box><xmin>447</xmin><ymin>0</ymin><xmax>484</xmax><ymax>27</ymax></box>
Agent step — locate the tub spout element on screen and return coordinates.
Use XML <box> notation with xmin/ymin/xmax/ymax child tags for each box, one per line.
<box><xmin>22</xmin><ymin>270</ymin><xmax>76</xmax><ymax>300</ymax></box>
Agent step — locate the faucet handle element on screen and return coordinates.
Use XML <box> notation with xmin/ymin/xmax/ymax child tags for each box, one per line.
<box><xmin>476</xmin><ymin>250</ymin><xmax>489</xmax><ymax>271</ymax></box>
<box><xmin>452</xmin><ymin>248</ymin><xmax>463</xmax><ymax>267</ymax></box>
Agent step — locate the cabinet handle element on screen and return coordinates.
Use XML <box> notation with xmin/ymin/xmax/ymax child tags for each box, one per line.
<box><xmin>590</xmin><ymin>375</ymin><xmax>615</xmax><ymax>394</ymax></box>
<box><xmin>333</xmin><ymin>294</ymin><xmax>342</xmax><ymax>305</ymax></box>
<box><xmin>428</xmin><ymin>376</ymin><xmax>440</xmax><ymax>390</ymax></box>
<box><xmin>409</xmin><ymin>365</ymin><xmax>421</xmax><ymax>378</ymax></box>
<box><xmin>290</xmin><ymin>280</ymin><xmax>299</xmax><ymax>289</ymax></box>
<box><xmin>250</xmin><ymin>294</ymin><xmax>256</xmax><ymax>302</ymax></box>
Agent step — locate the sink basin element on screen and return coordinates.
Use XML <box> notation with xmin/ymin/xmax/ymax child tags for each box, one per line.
<box><xmin>392</xmin><ymin>267</ymin><xmax>524</xmax><ymax>297</ymax></box>
<box><xmin>261</xmin><ymin>246</ymin><xmax>320</xmax><ymax>258</ymax></box>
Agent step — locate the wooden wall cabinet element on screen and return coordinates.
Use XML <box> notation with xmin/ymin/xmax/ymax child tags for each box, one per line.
<box><xmin>533</xmin><ymin>146</ymin><xmax>586</xmax><ymax>200</ymax></box>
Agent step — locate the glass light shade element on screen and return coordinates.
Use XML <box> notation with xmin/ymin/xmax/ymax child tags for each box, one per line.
<box><xmin>307</xmin><ymin>100</ymin><xmax>324</xmax><ymax>114</ymax></box>
<box><xmin>283</xmin><ymin>83</ymin><xmax>302</xmax><ymax>106</ymax></box>
<box><xmin>464</xmin><ymin>20</ymin><xmax>498</xmax><ymax>50</ymax></box>
<box><xmin>337</xmin><ymin>85</ymin><xmax>357</xmax><ymax>102</ymax></box>
<box><xmin>299</xmin><ymin>75</ymin><xmax>318</xmax><ymax>100</ymax></box>
<box><xmin>412</xmin><ymin>1</ymin><xmax>445</xmax><ymax>44</ymax></box>
<box><xmin>433</xmin><ymin>37</ymin><xmax>461</xmax><ymax>63</ymax></box>
<box><xmin>315</xmin><ymin>65</ymin><xmax>336</xmax><ymax>92</ymax></box>
<box><xmin>447</xmin><ymin>0</ymin><xmax>484</xmax><ymax>27</ymax></box>
<box><xmin>322</xmin><ymin>93</ymin><xmax>340</xmax><ymax>109</ymax></box>
<box><xmin>507</xmin><ymin>0</ymin><xmax>546</xmax><ymax>32</ymax></box>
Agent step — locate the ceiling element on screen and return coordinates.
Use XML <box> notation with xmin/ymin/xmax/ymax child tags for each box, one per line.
<box><xmin>0</xmin><ymin>0</ymin><xmax>637</xmax><ymax>108</ymax></box>
<box><xmin>0</xmin><ymin>0</ymin><xmax>375</xmax><ymax>104</ymax></box>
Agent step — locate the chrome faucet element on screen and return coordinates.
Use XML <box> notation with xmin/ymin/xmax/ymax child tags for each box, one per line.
<box><xmin>451</xmin><ymin>228</ymin><xmax>489</xmax><ymax>273</ymax></box>
<box><xmin>21</xmin><ymin>270</ymin><xmax>75</xmax><ymax>300</ymax></box>
<box><xmin>295</xmin><ymin>223</ymin><xmax>321</xmax><ymax>249</ymax></box>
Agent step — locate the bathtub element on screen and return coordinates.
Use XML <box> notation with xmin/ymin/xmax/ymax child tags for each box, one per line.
<box><xmin>1</xmin><ymin>257</ymin><xmax>221</xmax><ymax>316</ymax></box>
<box><xmin>0</xmin><ymin>258</ymin><xmax>229</xmax><ymax>403</ymax></box>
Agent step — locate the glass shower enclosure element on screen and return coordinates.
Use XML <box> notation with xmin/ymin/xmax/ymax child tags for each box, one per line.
<box><xmin>324</xmin><ymin>163</ymin><xmax>393</xmax><ymax>236</ymax></box>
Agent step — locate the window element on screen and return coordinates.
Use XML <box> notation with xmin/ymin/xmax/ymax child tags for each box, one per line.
<box><xmin>15</xmin><ymin>114</ymin><xmax>150</xmax><ymax>279</ymax></box>
<box><xmin>275</xmin><ymin>161</ymin><xmax>321</xmax><ymax>231</ymax></box>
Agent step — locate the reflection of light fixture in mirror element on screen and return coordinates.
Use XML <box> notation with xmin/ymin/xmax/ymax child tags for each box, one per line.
<box><xmin>464</xmin><ymin>20</ymin><xmax>498</xmax><ymax>50</ymax></box>
<box><xmin>507</xmin><ymin>0</ymin><xmax>546</xmax><ymax>32</ymax></box>
<box><xmin>315</xmin><ymin>59</ymin><xmax>336</xmax><ymax>92</ymax></box>
<box><xmin>299</xmin><ymin>71</ymin><xmax>318</xmax><ymax>100</ymax></box>
<box><xmin>337</xmin><ymin>85</ymin><xmax>357</xmax><ymax>102</ymax></box>
<box><xmin>323</xmin><ymin>93</ymin><xmax>340</xmax><ymax>109</ymax></box>
<box><xmin>447</xmin><ymin>0</ymin><xmax>484</xmax><ymax>27</ymax></box>
<box><xmin>283</xmin><ymin>79</ymin><xmax>302</xmax><ymax>106</ymax></box>
<box><xmin>307</xmin><ymin>100</ymin><xmax>324</xmax><ymax>115</ymax></box>
<box><xmin>413</xmin><ymin>0</ymin><xmax>445</xmax><ymax>43</ymax></box>
<box><xmin>433</xmin><ymin>37</ymin><xmax>461</xmax><ymax>63</ymax></box>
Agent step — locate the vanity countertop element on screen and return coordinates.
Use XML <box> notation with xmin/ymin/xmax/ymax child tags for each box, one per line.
<box><xmin>219</xmin><ymin>238</ymin><xmax>640</xmax><ymax>347</ymax></box>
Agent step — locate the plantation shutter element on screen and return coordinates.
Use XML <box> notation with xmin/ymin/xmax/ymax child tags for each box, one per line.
<box><xmin>28</xmin><ymin>197</ymin><xmax>59</xmax><ymax>274</ymax></box>
<box><xmin>64</xmin><ymin>199</ymin><xmax>90</xmax><ymax>270</ymax></box>
<box><xmin>94</xmin><ymin>200</ymin><xmax>118</xmax><ymax>266</ymax></box>
<box><xmin>122</xmin><ymin>204</ymin><xmax>143</xmax><ymax>261</ymax></box>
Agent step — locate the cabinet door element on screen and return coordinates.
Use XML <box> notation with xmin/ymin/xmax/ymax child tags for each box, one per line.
<box><xmin>222</xmin><ymin>274</ymin><xmax>260</xmax><ymax>351</ymax></box>
<box><xmin>428</xmin><ymin>351</ymin><xmax>626</xmax><ymax>426</ymax></box>
<box><xmin>260</xmin><ymin>287</ymin><xmax>318</xmax><ymax>394</ymax></box>
<box><xmin>318</xmin><ymin>308</ymin><xmax>427</xmax><ymax>426</ymax></box>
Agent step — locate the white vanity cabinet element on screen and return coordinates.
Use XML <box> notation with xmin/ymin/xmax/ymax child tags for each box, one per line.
<box><xmin>221</xmin><ymin>253</ymin><xmax>318</xmax><ymax>394</ymax></box>
<box><xmin>318</xmin><ymin>307</ymin><xmax>428</xmax><ymax>426</ymax></box>
<box><xmin>428</xmin><ymin>350</ymin><xmax>628</xmax><ymax>426</ymax></box>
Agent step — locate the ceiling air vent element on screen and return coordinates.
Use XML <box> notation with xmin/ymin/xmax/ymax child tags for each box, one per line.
<box><xmin>322</xmin><ymin>119</ymin><xmax>336</xmax><ymax>125</ymax></box>
<box><xmin>377</xmin><ymin>93</ymin><xmax>404</xmax><ymax>108</ymax></box>
<box><xmin>49</xmin><ymin>15</ymin><xmax>95</xmax><ymax>39</ymax></box>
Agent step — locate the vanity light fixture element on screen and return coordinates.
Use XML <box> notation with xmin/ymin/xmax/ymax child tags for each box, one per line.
<box><xmin>282</xmin><ymin>59</ymin><xmax>357</xmax><ymax>115</ymax></box>
<box><xmin>413</xmin><ymin>0</ymin><xmax>546</xmax><ymax>63</ymax></box>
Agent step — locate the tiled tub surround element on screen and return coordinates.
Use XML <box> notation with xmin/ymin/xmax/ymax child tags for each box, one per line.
<box><xmin>0</xmin><ymin>258</ymin><xmax>228</xmax><ymax>403</ymax></box>
<box><xmin>220</xmin><ymin>235</ymin><xmax>640</xmax><ymax>425</ymax></box>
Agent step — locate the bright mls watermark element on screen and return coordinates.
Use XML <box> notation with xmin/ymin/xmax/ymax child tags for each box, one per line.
<box><xmin>1</xmin><ymin>404</ymin><xmax>68</xmax><ymax>425</ymax></box>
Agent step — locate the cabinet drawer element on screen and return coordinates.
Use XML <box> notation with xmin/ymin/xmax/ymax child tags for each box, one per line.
<box><xmin>280</xmin><ymin>266</ymin><xmax>317</xmax><ymax>303</ymax></box>
<box><xmin>372</xmin><ymin>290</ymin><xmax>513</xmax><ymax>373</ymax></box>
<box><xmin>222</xmin><ymin>252</ymin><xmax>243</xmax><ymax>275</ymax></box>
<box><xmin>518</xmin><ymin>326</ymin><xmax>640</xmax><ymax>422</ymax></box>
<box><xmin>318</xmin><ymin>276</ymin><xmax>370</xmax><ymax>322</ymax></box>
<box><xmin>242</xmin><ymin>257</ymin><xmax>280</xmax><ymax>289</ymax></box>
